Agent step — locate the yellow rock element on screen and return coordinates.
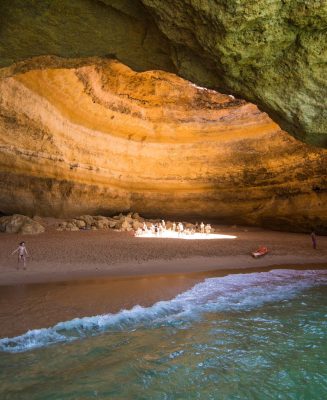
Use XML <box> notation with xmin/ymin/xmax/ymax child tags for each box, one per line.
<box><xmin>0</xmin><ymin>59</ymin><xmax>326</xmax><ymax>232</ymax></box>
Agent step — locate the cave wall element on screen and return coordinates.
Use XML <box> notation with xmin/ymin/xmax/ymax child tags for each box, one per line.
<box><xmin>0</xmin><ymin>59</ymin><xmax>326</xmax><ymax>232</ymax></box>
<box><xmin>0</xmin><ymin>0</ymin><xmax>326</xmax><ymax>147</ymax></box>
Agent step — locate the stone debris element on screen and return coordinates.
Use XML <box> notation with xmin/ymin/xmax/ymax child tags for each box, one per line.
<box><xmin>56</xmin><ymin>213</ymin><xmax>153</xmax><ymax>232</ymax></box>
<box><xmin>0</xmin><ymin>212</ymin><xmax>214</xmax><ymax>236</ymax></box>
<box><xmin>0</xmin><ymin>214</ymin><xmax>45</xmax><ymax>235</ymax></box>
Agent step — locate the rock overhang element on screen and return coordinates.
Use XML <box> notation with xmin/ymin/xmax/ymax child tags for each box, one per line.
<box><xmin>0</xmin><ymin>0</ymin><xmax>326</xmax><ymax>147</ymax></box>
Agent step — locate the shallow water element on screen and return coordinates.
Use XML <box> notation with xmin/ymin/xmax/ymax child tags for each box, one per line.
<box><xmin>0</xmin><ymin>269</ymin><xmax>326</xmax><ymax>399</ymax></box>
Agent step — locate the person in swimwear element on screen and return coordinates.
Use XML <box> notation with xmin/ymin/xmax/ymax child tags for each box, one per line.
<box><xmin>11</xmin><ymin>241</ymin><xmax>29</xmax><ymax>270</ymax></box>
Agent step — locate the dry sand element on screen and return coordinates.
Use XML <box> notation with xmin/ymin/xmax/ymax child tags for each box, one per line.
<box><xmin>0</xmin><ymin>224</ymin><xmax>326</xmax><ymax>286</ymax></box>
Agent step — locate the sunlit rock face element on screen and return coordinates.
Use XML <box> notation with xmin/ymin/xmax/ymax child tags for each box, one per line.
<box><xmin>0</xmin><ymin>59</ymin><xmax>326</xmax><ymax>232</ymax></box>
<box><xmin>1</xmin><ymin>0</ymin><xmax>326</xmax><ymax>146</ymax></box>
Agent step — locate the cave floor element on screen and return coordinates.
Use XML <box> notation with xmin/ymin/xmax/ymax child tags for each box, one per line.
<box><xmin>0</xmin><ymin>224</ymin><xmax>326</xmax><ymax>286</ymax></box>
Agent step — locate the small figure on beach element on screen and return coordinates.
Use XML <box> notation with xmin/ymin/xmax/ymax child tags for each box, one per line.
<box><xmin>11</xmin><ymin>241</ymin><xmax>29</xmax><ymax>270</ymax></box>
<box><xmin>177</xmin><ymin>222</ymin><xmax>184</xmax><ymax>236</ymax></box>
<box><xmin>200</xmin><ymin>222</ymin><xmax>205</xmax><ymax>234</ymax></box>
<box><xmin>161</xmin><ymin>220</ymin><xmax>166</xmax><ymax>230</ymax></box>
<box><xmin>310</xmin><ymin>231</ymin><xmax>317</xmax><ymax>249</ymax></box>
<box><xmin>195</xmin><ymin>222</ymin><xmax>199</xmax><ymax>232</ymax></box>
<box><xmin>205</xmin><ymin>224</ymin><xmax>211</xmax><ymax>235</ymax></box>
<box><xmin>172</xmin><ymin>222</ymin><xmax>176</xmax><ymax>232</ymax></box>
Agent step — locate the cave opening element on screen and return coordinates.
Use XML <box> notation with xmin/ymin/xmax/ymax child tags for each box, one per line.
<box><xmin>0</xmin><ymin>57</ymin><xmax>326</xmax><ymax>233</ymax></box>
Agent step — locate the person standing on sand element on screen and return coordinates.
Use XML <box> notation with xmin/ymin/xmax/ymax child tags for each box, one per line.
<box><xmin>311</xmin><ymin>231</ymin><xmax>317</xmax><ymax>249</ymax></box>
<box><xmin>205</xmin><ymin>224</ymin><xmax>211</xmax><ymax>235</ymax></box>
<box><xmin>11</xmin><ymin>241</ymin><xmax>29</xmax><ymax>270</ymax></box>
<box><xmin>200</xmin><ymin>222</ymin><xmax>205</xmax><ymax>234</ymax></box>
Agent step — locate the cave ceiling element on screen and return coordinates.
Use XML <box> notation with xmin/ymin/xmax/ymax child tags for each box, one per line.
<box><xmin>0</xmin><ymin>0</ymin><xmax>326</xmax><ymax>147</ymax></box>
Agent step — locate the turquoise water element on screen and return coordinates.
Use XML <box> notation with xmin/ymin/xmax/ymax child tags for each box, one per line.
<box><xmin>0</xmin><ymin>269</ymin><xmax>326</xmax><ymax>399</ymax></box>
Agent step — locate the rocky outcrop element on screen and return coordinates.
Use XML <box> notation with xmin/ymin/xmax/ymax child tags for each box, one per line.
<box><xmin>57</xmin><ymin>213</ymin><xmax>145</xmax><ymax>232</ymax></box>
<box><xmin>0</xmin><ymin>0</ymin><xmax>326</xmax><ymax>146</ymax></box>
<box><xmin>0</xmin><ymin>59</ymin><xmax>326</xmax><ymax>233</ymax></box>
<box><xmin>0</xmin><ymin>214</ymin><xmax>45</xmax><ymax>234</ymax></box>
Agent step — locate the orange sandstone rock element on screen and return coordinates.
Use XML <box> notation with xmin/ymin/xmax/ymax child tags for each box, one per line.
<box><xmin>0</xmin><ymin>59</ymin><xmax>326</xmax><ymax>232</ymax></box>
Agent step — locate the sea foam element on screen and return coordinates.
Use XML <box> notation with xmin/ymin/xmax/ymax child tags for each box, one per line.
<box><xmin>1</xmin><ymin>269</ymin><xmax>326</xmax><ymax>353</ymax></box>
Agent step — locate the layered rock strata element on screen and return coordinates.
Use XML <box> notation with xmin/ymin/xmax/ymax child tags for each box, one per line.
<box><xmin>0</xmin><ymin>59</ymin><xmax>326</xmax><ymax>232</ymax></box>
<box><xmin>0</xmin><ymin>0</ymin><xmax>326</xmax><ymax>146</ymax></box>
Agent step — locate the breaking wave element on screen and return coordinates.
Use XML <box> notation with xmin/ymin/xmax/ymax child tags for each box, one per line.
<box><xmin>1</xmin><ymin>269</ymin><xmax>326</xmax><ymax>353</ymax></box>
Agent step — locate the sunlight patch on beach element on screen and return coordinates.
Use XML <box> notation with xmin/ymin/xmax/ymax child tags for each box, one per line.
<box><xmin>135</xmin><ymin>232</ymin><xmax>237</xmax><ymax>240</ymax></box>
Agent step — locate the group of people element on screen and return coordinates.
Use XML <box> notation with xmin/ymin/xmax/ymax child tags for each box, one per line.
<box><xmin>135</xmin><ymin>220</ymin><xmax>212</xmax><ymax>237</ymax></box>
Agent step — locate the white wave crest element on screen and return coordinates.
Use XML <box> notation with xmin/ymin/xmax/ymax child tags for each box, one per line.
<box><xmin>1</xmin><ymin>269</ymin><xmax>326</xmax><ymax>353</ymax></box>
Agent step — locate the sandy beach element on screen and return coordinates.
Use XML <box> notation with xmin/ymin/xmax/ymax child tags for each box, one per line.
<box><xmin>0</xmin><ymin>223</ymin><xmax>326</xmax><ymax>355</ymax></box>
<box><xmin>0</xmin><ymin>223</ymin><xmax>326</xmax><ymax>286</ymax></box>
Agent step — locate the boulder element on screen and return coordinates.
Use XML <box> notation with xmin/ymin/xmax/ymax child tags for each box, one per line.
<box><xmin>0</xmin><ymin>214</ymin><xmax>32</xmax><ymax>233</ymax></box>
<box><xmin>74</xmin><ymin>219</ymin><xmax>86</xmax><ymax>228</ymax></box>
<box><xmin>123</xmin><ymin>215</ymin><xmax>133</xmax><ymax>224</ymax></box>
<box><xmin>95</xmin><ymin>220</ymin><xmax>106</xmax><ymax>229</ymax></box>
<box><xmin>69</xmin><ymin>225</ymin><xmax>80</xmax><ymax>231</ymax></box>
<box><xmin>0</xmin><ymin>216</ymin><xmax>10</xmax><ymax>232</ymax></box>
<box><xmin>66</xmin><ymin>222</ymin><xmax>76</xmax><ymax>229</ymax></box>
<box><xmin>93</xmin><ymin>215</ymin><xmax>108</xmax><ymax>221</ymax></box>
<box><xmin>32</xmin><ymin>215</ymin><xmax>44</xmax><ymax>224</ymax></box>
<box><xmin>132</xmin><ymin>212</ymin><xmax>145</xmax><ymax>222</ymax></box>
<box><xmin>20</xmin><ymin>220</ymin><xmax>45</xmax><ymax>235</ymax></box>
<box><xmin>132</xmin><ymin>220</ymin><xmax>143</xmax><ymax>230</ymax></box>
<box><xmin>117</xmin><ymin>219</ymin><xmax>132</xmax><ymax>231</ymax></box>
<box><xmin>108</xmin><ymin>220</ymin><xmax>118</xmax><ymax>229</ymax></box>
<box><xmin>78</xmin><ymin>215</ymin><xmax>94</xmax><ymax>226</ymax></box>
<box><xmin>112</xmin><ymin>213</ymin><xmax>123</xmax><ymax>220</ymax></box>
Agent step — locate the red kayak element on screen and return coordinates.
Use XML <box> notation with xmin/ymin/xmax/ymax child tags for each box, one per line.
<box><xmin>251</xmin><ymin>246</ymin><xmax>268</xmax><ymax>258</ymax></box>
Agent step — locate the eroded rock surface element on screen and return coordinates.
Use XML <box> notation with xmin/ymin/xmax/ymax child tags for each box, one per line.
<box><xmin>0</xmin><ymin>214</ymin><xmax>45</xmax><ymax>234</ymax></box>
<box><xmin>0</xmin><ymin>59</ymin><xmax>326</xmax><ymax>232</ymax></box>
<box><xmin>0</xmin><ymin>0</ymin><xmax>326</xmax><ymax>146</ymax></box>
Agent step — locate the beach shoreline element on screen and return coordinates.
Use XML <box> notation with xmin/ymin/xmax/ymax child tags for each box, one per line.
<box><xmin>0</xmin><ymin>262</ymin><xmax>326</xmax><ymax>339</ymax></box>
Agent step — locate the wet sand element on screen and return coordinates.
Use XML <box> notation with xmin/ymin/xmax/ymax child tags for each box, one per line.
<box><xmin>1</xmin><ymin>265</ymin><xmax>326</xmax><ymax>339</ymax></box>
